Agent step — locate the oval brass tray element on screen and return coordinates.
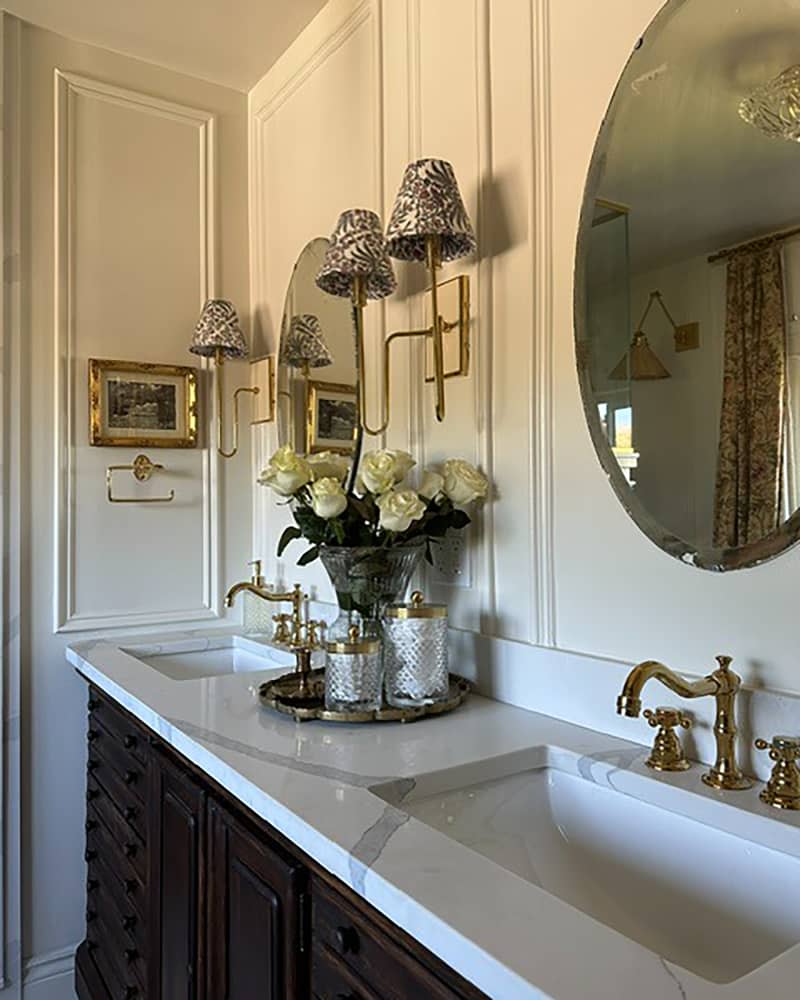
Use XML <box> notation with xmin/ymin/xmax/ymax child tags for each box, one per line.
<box><xmin>258</xmin><ymin>668</ymin><xmax>471</xmax><ymax>724</ymax></box>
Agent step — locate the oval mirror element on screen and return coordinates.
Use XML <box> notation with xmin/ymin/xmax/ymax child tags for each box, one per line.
<box><xmin>277</xmin><ymin>238</ymin><xmax>357</xmax><ymax>455</ymax></box>
<box><xmin>576</xmin><ymin>0</ymin><xmax>800</xmax><ymax>570</ymax></box>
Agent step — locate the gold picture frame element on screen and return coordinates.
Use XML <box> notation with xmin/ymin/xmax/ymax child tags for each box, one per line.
<box><xmin>306</xmin><ymin>380</ymin><xmax>357</xmax><ymax>455</ymax></box>
<box><xmin>89</xmin><ymin>358</ymin><xmax>198</xmax><ymax>448</ymax></box>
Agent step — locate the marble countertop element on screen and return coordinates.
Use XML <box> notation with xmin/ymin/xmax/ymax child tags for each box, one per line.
<box><xmin>67</xmin><ymin>628</ymin><xmax>800</xmax><ymax>1000</ymax></box>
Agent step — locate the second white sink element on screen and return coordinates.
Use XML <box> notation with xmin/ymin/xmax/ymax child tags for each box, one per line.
<box><xmin>372</xmin><ymin>749</ymin><xmax>800</xmax><ymax>985</ymax></box>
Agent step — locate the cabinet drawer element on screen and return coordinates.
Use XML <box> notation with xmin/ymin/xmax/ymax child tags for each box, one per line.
<box><xmin>312</xmin><ymin>879</ymin><xmax>470</xmax><ymax>1000</ymax></box>
<box><xmin>88</xmin><ymin>721</ymin><xmax>145</xmax><ymax>806</ymax></box>
<box><xmin>91</xmin><ymin>898</ymin><xmax>147</xmax><ymax>992</ymax></box>
<box><xmin>88</xmin><ymin>796</ymin><xmax>146</xmax><ymax>884</ymax></box>
<box><xmin>312</xmin><ymin>945</ymin><xmax>382</xmax><ymax>1000</ymax></box>
<box><xmin>87</xmin><ymin>764</ymin><xmax>146</xmax><ymax>844</ymax></box>
<box><xmin>88</xmin><ymin>688</ymin><xmax>148</xmax><ymax>768</ymax></box>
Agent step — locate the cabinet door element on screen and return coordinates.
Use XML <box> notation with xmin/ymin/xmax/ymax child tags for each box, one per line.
<box><xmin>148</xmin><ymin>748</ymin><xmax>206</xmax><ymax>1000</ymax></box>
<box><xmin>207</xmin><ymin>799</ymin><xmax>309</xmax><ymax>999</ymax></box>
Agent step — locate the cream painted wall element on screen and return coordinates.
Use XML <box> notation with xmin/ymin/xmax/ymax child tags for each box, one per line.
<box><xmin>250</xmin><ymin>0</ymin><xmax>800</xmax><ymax>701</ymax></box>
<box><xmin>10</xmin><ymin>17</ymin><xmax>251</xmax><ymax>993</ymax></box>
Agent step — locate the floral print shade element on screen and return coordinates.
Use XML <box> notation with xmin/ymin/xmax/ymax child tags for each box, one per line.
<box><xmin>713</xmin><ymin>246</ymin><xmax>787</xmax><ymax>548</ymax></box>
<box><xmin>279</xmin><ymin>314</ymin><xmax>333</xmax><ymax>369</ymax></box>
<box><xmin>316</xmin><ymin>209</ymin><xmax>397</xmax><ymax>300</ymax></box>
<box><xmin>189</xmin><ymin>299</ymin><xmax>248</xmax><ymax>359</ymax></box>
<box><xmin>385</xmin><ymin>158</ymin><xmax>476</xmax><ymax>263</ymax></box>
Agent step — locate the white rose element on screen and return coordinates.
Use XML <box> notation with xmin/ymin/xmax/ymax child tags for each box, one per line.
<box><xmin>419</xmin><ymin>469</ymin><xmax>444</xmax><ymax>500</ymax></box>
<box><xmin>258</xmin><ymin>445</ymin><xmax>312</xmax><ymax>496</ymax></box>
<box><xmin>307</xmin><ymin>451</ymin><xmax>350</xmax><ymax>482</ymax></box>
<box><xmin>377</xmin><ymin>489</ymin><xmax>427</xmax><ymax>533</ymax></box>
<box><xmin>442</xmin><ymin>458</ymin><xmax>489</xmax><ymax>505</ymax></box>
<box><xmin>309</xmin><ymin>477</ymin><xmax>348</xmax><ymax>519</ymax></box>
<box><xmin>359</xmin><ymin>449</ymin><xmax>416</xmax><ymax>494</ymax></box>
<box><xmin>388</xmin><ymin>450</ymin><xmax>415</xmax><ymax>482</ymax></box>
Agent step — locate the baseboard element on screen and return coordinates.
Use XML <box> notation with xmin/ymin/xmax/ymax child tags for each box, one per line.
<box><xmin>22</xmin><ymin>943</ymin><xmax>76</xmax><ymax>999</ymax></box>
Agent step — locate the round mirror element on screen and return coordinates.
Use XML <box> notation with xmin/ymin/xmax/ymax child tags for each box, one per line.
<box><xmin>576</xmin><ymin>0</ymin><xmax>800</xmax><ymax>570</ymax></box>
<box><xmin>277</xmin><ymin>238</ymin><xmax>357</xmax><ymax>455</ymax></box>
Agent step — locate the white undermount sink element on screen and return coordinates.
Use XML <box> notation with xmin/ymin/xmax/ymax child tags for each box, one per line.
<box><xmin>372</xmin><ymin>748</ymin><xmax>800</xmax><ymax>985</ymax></box>
<box><xmin>121</xmin><ymin>635</ymin><xmax>295</xmax><ymax>681</ymax></box>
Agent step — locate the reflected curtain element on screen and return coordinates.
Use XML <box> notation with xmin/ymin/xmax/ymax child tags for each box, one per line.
<box><xmin>713</xmin><ymin>246</ymin><xmax>786</xmax><ymax>548</ymax></box>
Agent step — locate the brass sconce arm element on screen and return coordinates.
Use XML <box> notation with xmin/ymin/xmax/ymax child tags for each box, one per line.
<box><xmin>352</xmin><ymin>235</ymin><xmax>454</xmax><ymax>437</ymax></box>
<box><xmin>215</xmin><ymin>347</ymin><xmax>260</xmax><ymax>459</ymax></box>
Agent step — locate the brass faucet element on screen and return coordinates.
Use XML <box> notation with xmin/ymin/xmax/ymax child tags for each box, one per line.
<box><xmin>617</xmin><ymin>655</ymin><xmax>754</xmax><ymax>791</ymax></box>
<box><xmin>224</xmin><ymin>568</ymin><xmax>306</xmax><ymax>646</ymax></box>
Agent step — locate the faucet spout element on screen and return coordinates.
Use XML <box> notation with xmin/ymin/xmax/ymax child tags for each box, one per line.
<box><xmin>616</xmin><ymin>659</ymin><xmax>718</xmax><ymax>718</ymax></box>
<box><xmin>616</xmin><ymin>655</ymin><xmax>753</xmax><ymax>792</ymax></box>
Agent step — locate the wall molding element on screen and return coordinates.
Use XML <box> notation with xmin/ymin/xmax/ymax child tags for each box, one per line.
<box><xmin>52</xmin><ymin>71</ymin><xmax>221</xmax><ymax>633</ymax></box>
<box><xmin>529</xmin><ymin>0</ymin><xmax>556</xmax><ymax>646</ymax></box>
<box><xmin>248</xmin><ymin>0</ymin><xmax>382</xmax><ymax>574</ymax></box>
<box><xmin>22</xmin><ymin>942</ymin><xmax>76</xmax><ymax>988</ymax></box>
<box><xmin>2</xmin><ymin>13</ymin><xmax>23</xmax><ymax>994</ymax></box>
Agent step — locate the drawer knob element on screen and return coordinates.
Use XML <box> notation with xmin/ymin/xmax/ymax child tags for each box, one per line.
<box><xmin>124</xmin><ymin>842</ymin><xmax>137</xmax><ymax>859</ymax></box>
<box><xmin>124</xmin><ymin>879</ymin><xmax>137</xmax><ymax>895</ymax></box>
<box><xmin>123</xmin><ymin>734</ymin><xmax>138</xmax><ymax>750</ymax></box>
<box><xmin>336</xmin><ymin>994</ymin><xmax>358</xmax><ymax>1000</ymax></box>
<box><xmin>88</xmin><ymin>698</ymin><xmax>100</xmax><ymax>711</ymax></box>
<box><xmin>84</xmin><ymin>849</ymin><xmax>97</xmax><ymax>862</ymax></box>
<box><xmin>87</xmin><ymin>878</ymin><xmax>99</xmax><ymax>893</ymax></box>
<box><xmin>85</xmin><ymin>819</ymin><xmax>98</xmax><ymax>833</ymax></box>
<box><xmin>86</xmin><ymin>939</ymin><xmax>97</xmax><ymax>953</ymax></box>
<box><xmin>86</xmin><ymin>789</ymin><xmax>99</xmax><ymax>803</ymax></box>
<box><xmin>86</xmin><ymin>908</ymin><xmax>97</xmax><ymax>923</ymax></box>
<box><xmin>87</xmin><ymin>729</ymin><xmax>100</xmax><ymax>742</ymax></box>
<box><xmin>335</xmin><ymin>925</ymin><xmax>360</xmax><ymax>955</ymax></box>
<box><xmin>87</xmin><ymin>758</ymin><xmax>100</xmax><ymax>773</ymax></box>
<box><xmin>122</xmin><ymin>914</ymin><xmax>137</xmax><ymax>931</ymax></box>
<box><xmin>124</xmin><ymin>770</ymin><xmax>139</xmax><ymax>786</ymax></box>
<box><xmin>124</xmin><ymin>948</ymin><xmax>138</xmax><ymax>963</ymax></box>
<box><xmin>123</xmin><ymin>805</ymin><xmax>138</xmax><ymax>822</ymax></box>
<box><xmin>123</xmin><ymin>987</ymin><xmax>139</xmax><ymax>999</ymax></box>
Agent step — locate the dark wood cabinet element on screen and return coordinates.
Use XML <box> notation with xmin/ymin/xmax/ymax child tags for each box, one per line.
<box><xmin>148</xmin><ymin>747</ymin><xmax>206</xmax><ymax>1000</ymax></box>
<box><xmin>76</xmin><ymin>684</ymin><xmax>485</xmax><ymax>1000</ymax></box>
<box><xmin>206</xmin><ymin>799</ymin><xmax>309</xmax><ymax>999</ymax></box>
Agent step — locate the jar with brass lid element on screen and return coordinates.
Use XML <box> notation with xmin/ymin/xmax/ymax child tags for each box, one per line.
<box><xmin>324</xmin><ymin>624</ymin><xmax>383</xmax><ymax>713</ymax></box>
<box><xmin>384</xmin><ymin>591</ymin><xmax>448</xmax><ymax>708</ymax></box>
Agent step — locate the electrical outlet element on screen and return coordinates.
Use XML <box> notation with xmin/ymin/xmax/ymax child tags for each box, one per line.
<box><xmin>674</xmin><ymin>322</ymin><xmax>700</xmax><ymax>352</ymax></box>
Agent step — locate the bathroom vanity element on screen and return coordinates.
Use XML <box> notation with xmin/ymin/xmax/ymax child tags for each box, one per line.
<box><xmin>68</xmin><ymin>630</ymin><xmax>800</xmax><ymax>1000</ymax></box>
<box><xmin>77</xmin><ymin>681</ymin><xmax>481</xmax><ymax>1000</ymax></box>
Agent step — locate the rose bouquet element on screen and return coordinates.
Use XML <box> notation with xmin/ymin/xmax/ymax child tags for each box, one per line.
<box><xmin>258</xmin><ymin>445</ymin><xmax>489</xmax><ymax>566</ymax></box>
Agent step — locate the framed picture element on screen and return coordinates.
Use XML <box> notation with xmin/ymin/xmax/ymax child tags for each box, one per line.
<box><xmin>306</xmin><ymin>380</ymin><xmax>357</xmax><ymax>455</ymax></box>
<box><xmin>89</xmin><ymin>358</ymin><xmax>198</xmax><ymax>448</ymax></box>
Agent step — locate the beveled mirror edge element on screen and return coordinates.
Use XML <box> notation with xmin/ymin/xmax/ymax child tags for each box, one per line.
<box><xmin>572</xmin><ymin>0</ymin><xmax>800</xmax><ymax>573</ymax></box>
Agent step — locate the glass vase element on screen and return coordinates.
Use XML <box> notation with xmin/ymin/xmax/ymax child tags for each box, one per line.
<box><xmin>319</xmin><ymin>542</ymin><xmax>425</xmax><ymax>642</ymax></box>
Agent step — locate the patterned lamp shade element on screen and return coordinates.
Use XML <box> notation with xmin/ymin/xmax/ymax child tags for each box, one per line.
<box><xmin>280</xmin><ymin>314</ymin><xmax>333</xmax><ymax>369</ymax></box>
<box><xmin>189</xmin><ymin>299</ymin><xmax>248</xmax><ymax>359</ymax></box>
<box><xmin>385</xmin><ymin>158</ymin><xmax>476</xmax><ymax>263</ymax></box>
<box><xmin>316</xmin><ymin>209</ymin><xmax>397</xmax><ymax>300</ymax></box>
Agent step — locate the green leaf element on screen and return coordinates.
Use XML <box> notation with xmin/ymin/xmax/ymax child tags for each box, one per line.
<box><xmin>297</xmin><ymin>545</ymin><xmax>321</xmax><ymax>566</ymax></box>
<box><xmin>451</xmin><ymin>509</ymin><xmax>471</xmax><ymax>529</ymax></box>
<box><xmin>276</xmin><ymin>525</ymin><xmax>302</xmax><ymax>557</ymax></box>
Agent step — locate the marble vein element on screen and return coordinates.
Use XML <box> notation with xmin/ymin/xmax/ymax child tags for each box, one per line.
<box><xmin>349</xmin><ymin>803</ymin><xmax>412</xmax><ymax>894</ymax></box>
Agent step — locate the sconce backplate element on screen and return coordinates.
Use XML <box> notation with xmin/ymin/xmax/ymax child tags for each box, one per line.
<box><xmin>250</xmin><ymin>355</ymin><xmax>276</xmax><ymax>424</ymax></box>
<box><xmin>425</xmin><ymin>274</ymin><xmax>470</xmax><ymax>382</ymax></box>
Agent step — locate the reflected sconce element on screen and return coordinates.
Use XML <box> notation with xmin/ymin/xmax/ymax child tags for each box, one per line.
<box><xmin>609</xmin><ymin>290</ymin><xmax>681</xmax><ymax>381</ymax></box>
<box><xmin>315</xmin><ymin>209</ymin><xmax>397</xmax><ymax>435</ymax></box>
<box><xmin>189</xmin><ymin>298</ymin><xmax>274</xmax><ymax>458</ymax></box>
<box><xmin>279</xmin><ymin>314</ymin><xmax>334</xmax><ymax>375</ymax></box>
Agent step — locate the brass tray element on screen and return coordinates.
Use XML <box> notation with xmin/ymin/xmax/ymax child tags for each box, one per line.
<box><xmin>258</xmin><ymin>668</ymin><xmax>471</xmax><ymax>724</ymax></box>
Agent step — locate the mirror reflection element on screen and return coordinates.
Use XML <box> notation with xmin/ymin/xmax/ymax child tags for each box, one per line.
<box><xmin>277</xmin><ymin>238</ymin><xmax>357</xmax><ymax>455</ymax></box>
<box><xmin>578</xmin><ymin>0</ymin><xmax>800</xmax><ymax>569</ymax></box>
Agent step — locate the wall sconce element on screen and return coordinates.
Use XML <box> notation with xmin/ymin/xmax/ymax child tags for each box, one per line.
<box><xmin>189</xmin><ymin>299</ymin><xmax>274</xmax><ymax>458</ymax></box>
<box><xmin>315</xmin><ymin>159</ymin><xmax>475</xmax><ymax>436</ymax></box>
<box><xmin>609</xmin><ymin>290</ymin><xmax>697</xmax><ymax>381</ymax></box>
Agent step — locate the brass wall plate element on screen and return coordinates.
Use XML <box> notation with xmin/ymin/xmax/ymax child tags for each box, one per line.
<box><xmin>424</xmin><ymin>274</ymin><xmax>470</xmax><ymax>382</ymax></box>
<box><xmin>674</xmin><ymin>322</ymin><xmax>700</xmax><ymax>352</ymax></box>
<box><xmin>250</xmin><ymin>355</ymin><xmax>276</xmax><ymax>424</ymax></box>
